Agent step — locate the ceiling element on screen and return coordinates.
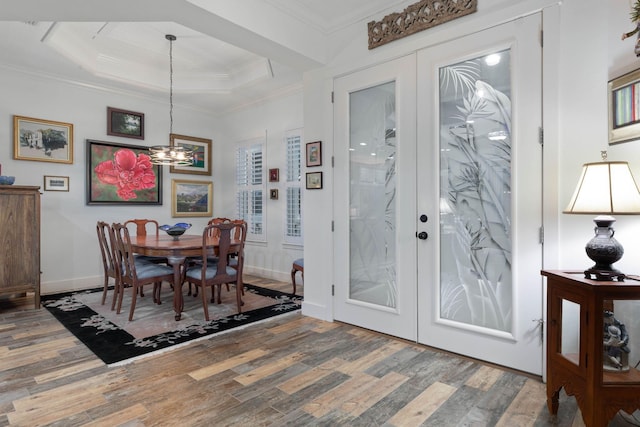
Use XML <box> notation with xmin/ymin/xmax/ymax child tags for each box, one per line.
<box><xmin>0</xmin><ymin>0</ymin><xmax>410</xmax><ymax>114</ymax></box>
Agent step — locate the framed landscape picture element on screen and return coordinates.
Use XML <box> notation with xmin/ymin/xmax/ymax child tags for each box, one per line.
<box><xmin>169</xmin><ymin>133</ymin><xmax>212</xmax><ymax>176</ymax></box>
<box><xmin>13</xmin><ymin>115</ymin><xmax>73</xmax><ymax>164</ymax></box>
<box><xmin>107</xmin><ymin>107</ymin><xmax>144</xmax><ymax>140</ymax></box>
<box><xmin>86</xmin><ymin>139</ymin><xmax>162</xmax><ymax>205</ymax></box>
<box><xmin>172</xmin><ymin>179</ymin><xmax>213</xmax><ymax>217</ymax></box>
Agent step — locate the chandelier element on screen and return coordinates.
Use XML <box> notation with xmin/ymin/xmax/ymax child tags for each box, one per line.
<box><xmin>149</xmin><ymin>34</ymin><xmax>194</xmax><ymax>166</ymax></box>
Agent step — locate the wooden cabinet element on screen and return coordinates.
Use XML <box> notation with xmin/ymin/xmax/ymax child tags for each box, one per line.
<box><xmin>542</xmin><ymin>270</ymin><xmax>640</xmax><ymax>427</ymax></box>
<box><xmin>0</xmin><ymin>185</ymin><xmax>40</xmax><ymax>308</ymax></box>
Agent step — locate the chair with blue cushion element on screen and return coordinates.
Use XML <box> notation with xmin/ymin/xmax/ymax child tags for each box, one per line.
<box><xmin>112</xmin><ymin>222</ymin><xmax>175</xmax><ymax>321</ymax></box>
<box><xmin>184</xmin><ymin>221</ymin><xmax>246</xmax><ymax>320</ymax></box>
<box><xmin>291</xmin><ymin>258</ymin><xmax>304</xmax><ymax>295</ymax></box>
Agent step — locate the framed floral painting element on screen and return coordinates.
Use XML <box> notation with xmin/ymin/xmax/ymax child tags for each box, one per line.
<box><xmin>86</xmin><ymin>139</ymin><xmax>162</xmax><ymax>205</ymax></box>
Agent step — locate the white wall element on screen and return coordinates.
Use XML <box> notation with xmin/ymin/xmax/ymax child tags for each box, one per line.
<box><xmin>301</xmin><ymin>0</ymin><xmax>640</xmax><ymax>321</ymax></box>
<box><xmin>217</xmin><ymin>90</ymin><xmax>305</xmax><ymax>282</ymax></box>
<box><xmin>0</xmin><ymin>65</ymin><xmax>302</xmax><ymax>294</ymax></box>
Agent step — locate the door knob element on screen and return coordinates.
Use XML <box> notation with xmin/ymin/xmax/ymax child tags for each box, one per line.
<box><xmin>417</xmin><ymin>231</ymin><xmax>428</xmax><ymax>240</ymax></box>
<box><xmin>420</xmin><ymin>214</ymin><xmax>428</xmax><ymax>223</ymax></box>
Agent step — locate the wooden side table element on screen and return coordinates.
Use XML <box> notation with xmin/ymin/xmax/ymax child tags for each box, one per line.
<box><xmin>542</xmin><ymin>270</ymin><xmax>640</xmax><ymax>427</ymax></box>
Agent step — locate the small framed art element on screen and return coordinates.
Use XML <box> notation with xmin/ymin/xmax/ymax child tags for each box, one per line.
<box><xmin>609</xmin><ymin>68</ymin><xmax>640</xmax><ymax>144</ymax></box>
<box><xmin>306</xmin><ymin>172</ymin><xmax>323</xmax><ymax>189</ymax></box>
<box><xmin>107</xmin><ymin>107</ymin><xmax>144</xmax><ymax>140</ymax></box>
<box><xmin>306</xmin><ymin>141</ymin><xmax>322</xmax><ymax>167</ymax></box>
<box><xmin>270</xmin><ymin>189</ymin><xmax>279</xmax><ymax>200</ymax></box>
<box><xmin>172</xmin><ymin>179</ymin><xmax>213</xmax><ymax>217</ymax></box>
<box><xmin>44</xmin><ymin>175</ymin><xmax>69</xmax><ymax>192</ymax></box>
<box><xmin>269</xmin><ymin>168</ymin><xmax>279</xmax><ymax>182</ymax></box>
<box><xmin>13</xmin><ymin>115</ymin><xmax>73</xmax><ymax>164</ymax></box>
<box><xmin>169</xmin><ymin>133</ymin><xmax>212</xmax><ymax>176</ymax></box>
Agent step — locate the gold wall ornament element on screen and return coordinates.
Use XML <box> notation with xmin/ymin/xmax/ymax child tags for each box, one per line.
<box><xmin>367</xmin><ymin>0</ymin><xmax>477</xmax><ymax>50</ymax></box>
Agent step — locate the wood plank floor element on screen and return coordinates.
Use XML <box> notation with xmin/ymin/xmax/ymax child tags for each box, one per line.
<box><xmin>0</xmin><ymin>276</ymin><xmax>636</xmax><ymax>426</ymax></box>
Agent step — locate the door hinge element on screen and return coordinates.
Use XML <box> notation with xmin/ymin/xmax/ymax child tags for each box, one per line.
<box><xmin>538</xmin><ymin>127</ymin><xmax>544</xmax><ymax>145</ymax></box>
<box><xmin>539</xmin><ymin>226</ymin><xmax>544</xmax><ymax>244</ymax></box>
<box><xmin>332</xmin><ymin>284</ymin><xmax>335</xmax><ymax>296</ymax></box>
<box><xmin>332</xmin><ymin>156</ymin><xmax>335</xmax><ymax>167</ymax></box>
<box><xmin>331</xmin><ymin>91</ymin><xmax>334</xmax><ymax>103</ymax></box>
<box><xmin>539</xmin><ymin>29</ymin><xmax>543</xmax><ymax>47</ymax></box>
<box><xmin>331</xmin><ymin>220</ymin><xmax>334</xmax><ymax>232</ymax></box>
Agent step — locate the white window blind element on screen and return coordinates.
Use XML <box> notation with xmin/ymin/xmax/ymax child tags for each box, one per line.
<box><xmin>285</xmin><ymin>130</ymin><xmax>303</xmax><ymax>245</ymax></box>
<box><xmin>236</xmin><ymin>139</ymin><xmax>265</xmax><ymax>240</ymax></box>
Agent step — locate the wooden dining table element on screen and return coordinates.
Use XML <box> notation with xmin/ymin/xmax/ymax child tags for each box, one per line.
<box><xmin>130</xmin><ymin>234</ymin><xmax>240</xmax><ymax>320</ymax></box>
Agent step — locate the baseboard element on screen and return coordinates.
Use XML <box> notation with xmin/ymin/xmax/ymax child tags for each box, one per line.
<box><xmin>301</xmin><ymin>301</ymin><xmax>331</xmax><ymax>322</ymax></box>
<box><xmin>244</xmin><ymin>265</ymin><xmax>293</xmax><ymax>284</ymax></box>
<box><xmin>42</xmin><ymin>275</ymin><xmax>102</xmax><ymax>295</ymax></box>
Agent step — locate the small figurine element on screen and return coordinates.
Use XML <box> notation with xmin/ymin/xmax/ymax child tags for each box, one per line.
<box><xmin>622</xmin><ymin>0</ymin><xmax>640</xmax><ymax>57</ymax></box>
<box><xmin>603</xmin><ymin>311</ymin><xmax>630</xmax><ymax>371</ymax></box>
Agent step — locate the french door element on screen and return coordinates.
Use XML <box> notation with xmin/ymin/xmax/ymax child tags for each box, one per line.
<box><xmin>417</xmin><ymin>13</ymin><xmax>543</xmax><ymax>374</ymax></box>
<box><xmin>333</xmin><ymin>55</ymin><xmax>417</xmax><ymax>340</ymax></box>
<box><xmin>334</xmin><ymin>13</ymin><xmax>543</xmax><ymax>374</ymax></box>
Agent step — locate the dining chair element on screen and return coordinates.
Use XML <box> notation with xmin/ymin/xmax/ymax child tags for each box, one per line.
<box><xmin>186</xmin><ymin>217</ymin><xmax>230</xmax><ymax>297</ymax></box>
<box><xmin>124</xmin><ymin>218</ymin><xmax>168</xmax><ymax>265</ymax></box>
<box><xmin>112</xmin><ymin>222</ymin><xmax>175</xmax><ymax>321</ymax></box>
<box><xmin>184</xmin><ymin>221</ymin><xmax>246</xmax><ymax>321</ymax></box>
<box><xmin>96</xmin><ymin>221</ymin><xmax>119</xmax><ymax>309</ymax></box>
<box><xmin>189</xmin><ymin>219</ymin><xmax>246</xmax><ymax>300</ymax></box>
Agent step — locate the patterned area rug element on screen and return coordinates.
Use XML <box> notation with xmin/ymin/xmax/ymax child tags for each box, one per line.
<box><xmin>42</xmin><ymin>283</ymin><xmax>301</xmax><ymax>365</ymax></box>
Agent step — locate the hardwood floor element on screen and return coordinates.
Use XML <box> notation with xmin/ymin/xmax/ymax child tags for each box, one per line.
<box><xmin>0</xmin><ymin>276</ymin><xmax>635</xmax><ymax>426</ymax></box>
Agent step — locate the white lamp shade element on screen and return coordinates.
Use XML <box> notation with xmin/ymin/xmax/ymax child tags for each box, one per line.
<box><xmin>564</xmin><ymin>161</ymin><xmax>640</xmax><ymax>214</ymax></box>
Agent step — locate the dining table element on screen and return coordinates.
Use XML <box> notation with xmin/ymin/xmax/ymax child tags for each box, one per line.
<box><xmin>130</xmin><ymin>234</ymin><xmax>241</xmax><ymax>320</ymax></box>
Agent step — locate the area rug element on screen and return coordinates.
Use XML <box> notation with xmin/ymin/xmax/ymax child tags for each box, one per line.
<box><xmin>42</xmin><ymin>283</ymin><xmax>301</xmax><ymax>366</ymax></box>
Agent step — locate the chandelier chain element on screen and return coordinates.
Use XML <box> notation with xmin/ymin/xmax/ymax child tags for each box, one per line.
<box><xmin>169</xmin><ymin>35</ymin><xmax>174</xmax><ymax>135</ymax></box>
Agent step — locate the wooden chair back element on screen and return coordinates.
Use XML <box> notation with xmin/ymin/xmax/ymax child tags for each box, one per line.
<box><xmin>96</xmin><ymin>221</ymin><xmax>118</xmax><ymax>307</ymax></box>
<box><xmin>112</xmin><ymin>222</ymin><xmax>146</xmax><ymax>287</ymax></box>
<box><xmin>124</xmin><ymin>218</ymin><xmax>160</xmax><ymax>236</ymax></box>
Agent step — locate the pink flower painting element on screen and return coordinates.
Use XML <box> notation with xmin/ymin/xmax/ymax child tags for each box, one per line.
<box><xmin>89</xmin><ymin>141</ymin><xmax>162</xmax><ymax>204</ymax></box>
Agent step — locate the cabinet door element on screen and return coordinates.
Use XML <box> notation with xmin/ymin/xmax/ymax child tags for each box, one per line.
<box><xmin>0</xmin><ymin>190</ymin><xmax>39</xmax><ymax>289</ymax></box>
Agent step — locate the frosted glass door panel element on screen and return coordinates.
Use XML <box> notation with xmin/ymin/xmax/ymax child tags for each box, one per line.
<box><xmin>349</xmin><ymin>81</ymin><xmax>397</xmax><ymax>308</ymax></box>
<box><xmin>439</xmin><ymin>49</ymin><xmax>513</xmax><ymax>332</ymax></box>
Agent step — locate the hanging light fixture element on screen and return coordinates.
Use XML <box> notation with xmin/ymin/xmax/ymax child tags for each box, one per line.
<box><xmin>149</xmin><ymin>34</ymin><xmax>194</xmax><ymax>166</ymax></box>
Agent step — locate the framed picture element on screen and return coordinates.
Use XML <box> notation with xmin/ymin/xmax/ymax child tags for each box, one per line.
<box><xmin>306</xmin><ymin>171</ymin><xmax>323</xmax><ymax>189</ymax></box>
<box><xmin>609</xmin><ymin>68</ymin><xmax>640</xmax><ymax>145</ymax></box>
<box><xmin>86</xmin><ymin>139</ymin><xmax>162</xmax><ymax>205</ymax></box>
<box><xmin>13</xmin><ymin>115</ymin><xmax>73</xmax><ymax>164</ymax></box>
<box><xmin>107</xmin><ymin>107</ymin><xmax>144</xmax><ymax>140</ymax></box>
<box><xmin>306</xmin><ymin>141</ymin><xmax>322</xmax><ymax>167</ymax></box>
<box><xmin>269</xmin><ymin>168</ymin><xmax>279</xmax><ymax>182</ymax></box>
<box><xmin>270</xmin><ymin>189</ymin><xmax>279</xmax><ymax>200</ymax></box>
<box><xmin>43</xmin><ymin>175</ymin><xmax>69</xmax><ymax>192</ymax></box>
<box><xmin>169</xmin><ymin>133</ymin><xmax>212</xmax><ymax>176</ymax></box>
<box><xmin>172</xmin><ymin>179</ymin><xmax>213</xmax><ymax>217</ymax></box>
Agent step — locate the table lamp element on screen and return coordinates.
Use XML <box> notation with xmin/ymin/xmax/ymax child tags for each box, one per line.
<box><xmin>563</xmin><ymin>152</ymin><xmax>640</xmax><ymax>281</ymax></box>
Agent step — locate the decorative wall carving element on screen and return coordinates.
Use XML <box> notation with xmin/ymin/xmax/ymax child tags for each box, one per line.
<box><xmin>367</xmin><ymin>0</ymin><xmax>477</xmax><ymax>49</ymax></box>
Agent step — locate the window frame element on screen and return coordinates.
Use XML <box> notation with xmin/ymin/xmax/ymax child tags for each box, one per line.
<box><xmin>284</xmin><ymin>129</ymin><xmax>303</xmax><ymax>245</ymax></box>
<box><xmin>235</xmin><ymin>137</ymin><xmax>266</xmax><ymax>242</ymax></box>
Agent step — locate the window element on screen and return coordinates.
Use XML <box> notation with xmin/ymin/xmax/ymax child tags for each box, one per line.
<box><xmin>236</xmin><ymin>138</ymin><xmax>265</xmax><ymax>241</ymax></box>
<box><xmin>285</xmin><ymin>129</ymin><xmax>303</xmax><ymax>245</ymax></box>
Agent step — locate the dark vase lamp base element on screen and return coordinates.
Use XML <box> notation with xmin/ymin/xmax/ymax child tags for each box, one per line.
<box><xmin>584</xmin><ymin>215</ymin><xmax>625</xmax><ymax>282</ymax></box>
